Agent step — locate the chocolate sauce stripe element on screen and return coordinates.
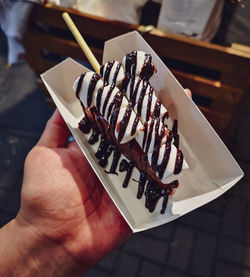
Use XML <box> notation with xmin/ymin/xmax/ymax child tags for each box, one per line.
<box><xmin>125</xmin><ymin>51</ymin><xmax>137</xmax><ymax>79</ymax></box>
<box><xmin>142</xmin><ymin>121</ymin><xmax>148</xmax><ymax>150</ymax></box>
<box><xmin>76</xmin><ymin>73</ymin><xmax>84</xmax><ymax>99</ymax></box>
<box><xmin>103</xmin><ymin>61</ymin><xmax>114</xmax><ymax>85</ymax></box>
<box><xmin>174</xmin><ymin>150</ymin><xmax>184</xmax><ymax>175</ymax></box>
<box><xmin>102</xmin><ymin>85</ymin><xmax>114</xmax><ymax>117</ymax></box>
<box><xmin>96</xmin><ymin>87</ymin><xmax>103</xmax><ymax>112</ymax></box>
<box><xmin>113</xmin><ymin>62</ymin><xmax>122</xmax><ymax>85</ymax></box>
<box><xmin>158</xmin><ymin>136</ymin><xmax>173</xmax><ymax>180</ymax></box>
<box><xmin>152</xmin><ymin>99</ymin><xmax>161</xmax><ymax>119</ymax></box>
<box><xmin>87</xmin><ymin>74</ymin><xmax>102</xmax><ymax>107</ymax></box>
<box><xmin>145</xmin><ymin>119</ymin><xmax>154</xmax><ymax>154</ymax></box>
<box><xmin>131</xmin><ymin>114</ymin><xmax>140</xmax><ymax>137</ymax></box>
<box><xmin>146</xmin><ymin>86</ymin><xmax>153</xmax><ymax>122</ymax></box>
<box><xmin>136</xmin><ymin>79</ymin><xmax>148</xmax><ymax>116</ymax></box>
<box><xmin>117</xmin><ymin>106</ymin><xmax>133</xmax><ymax>143</ymax></box>
<box><xmin>109</xmin><ymin>91</ymin><xmax>124</xmax><ymax>131</ymax></box>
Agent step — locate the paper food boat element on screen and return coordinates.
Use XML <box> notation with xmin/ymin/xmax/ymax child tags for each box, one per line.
<box><xmin>41</xmin><ymin>31</ymin><xmax>243</xmax><ymax>232</ymax></box>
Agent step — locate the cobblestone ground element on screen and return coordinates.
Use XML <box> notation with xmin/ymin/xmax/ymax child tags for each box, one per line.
<box><xmin>0</xmin><ymin>36</ymin><xmax>249</xmax><ymax>277</ymax></box>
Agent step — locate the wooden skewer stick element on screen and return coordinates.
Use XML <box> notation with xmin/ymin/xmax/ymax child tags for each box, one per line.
<box><xmin>62</xmin><ymin>12</ymin><xmax>100</xmax><ymax>73</ymax></box>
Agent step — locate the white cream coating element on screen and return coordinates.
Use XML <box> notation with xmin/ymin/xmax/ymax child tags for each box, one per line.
<box><xmin>135</xmin><ymin>119</ymin><xmax>168</xmax><ymax>154</ymax></box>
<box><xmin>73</xmin><ymin>72</ymin><xmax>103</xmax><ymax>108</ymax></box>
<box><xmin>126</xmin><ymin>76</ymin><xmax>151</xmax><ymax>104</ymax></box>
<box><xmin>122</xmin><ymin>51</ymin><xmax>154</xmax><ymax>77</ymax></box>
<box><xmin>147</xmin><ymin>144</ymin><xmax>188</xmax><ymax>184</ymax></box>
<box><xmin>135</xmin><ymin>51</ymin><xmax>148</xmax><ymax>76</ymax></box>
<box><xmin>114</xmin><ymin>106</ymin><xmax>143</xmax><ymax>144</ymax></box>
<box><xmin>107</xmin><ymin>61</ymin><xmax>125</xmax><ymax>87</ymax></box>
<box><xmin>126</xmin><ymin>76</ymin><xmax>168</xmax><ymax>123</ymax></box>
<box><xmin>73</xmin><ymin>75</ymin><xmax>80</xmax><ymax>92</ymax></box>
<box><xmin>134</xmin><ymin>93</ymin><xmax>168</xmax><ymax>123</ymax></box>
<box><xmin>94</xmin><ymin>85</ymin><xmax>128</xmax><ymax>121</ymax></box>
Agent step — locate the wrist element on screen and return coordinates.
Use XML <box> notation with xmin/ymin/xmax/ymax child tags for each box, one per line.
<box><xmin>0</xmin><ymin>216</ymin><xmax>83</xmax><ymax>277</ymax></box>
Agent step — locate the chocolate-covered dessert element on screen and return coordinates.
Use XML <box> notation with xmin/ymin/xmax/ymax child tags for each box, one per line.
<box><xmin>73</xmin><ymin>51</ymin><xmax>188</xmax><ymax>214</ymax></box>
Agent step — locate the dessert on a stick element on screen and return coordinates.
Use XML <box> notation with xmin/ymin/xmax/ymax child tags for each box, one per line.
<box><xmin>62</xmin><ymin>12</ymin><xmax>188</xmax><ymax>214</ymax></box>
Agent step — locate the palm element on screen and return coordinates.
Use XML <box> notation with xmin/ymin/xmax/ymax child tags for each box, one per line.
<box><xmin>18</xmin><ymin>110</ymin><xmax>130</xmax><ymax>268</ymax></box>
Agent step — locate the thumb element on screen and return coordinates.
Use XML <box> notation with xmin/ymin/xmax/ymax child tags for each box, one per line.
<box><xmin>37</xmin><ymin>109</ymin><xmax>71</xmax><ymax>148</ymax></box>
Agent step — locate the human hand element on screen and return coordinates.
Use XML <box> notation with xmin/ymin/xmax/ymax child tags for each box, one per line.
<box><xmin>186</xmin><ymin>89</ymin><xmax>192</xmax><ymax>98</ymax></box>
<box><xmin>17</xmin><ymin>109</ymin><xmax>131</xmax><ymax>275</ymax></box>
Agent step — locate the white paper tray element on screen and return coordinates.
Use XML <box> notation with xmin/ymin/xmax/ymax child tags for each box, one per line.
<box><xmin>41</xmin><ymin>31</ymin><xmax>243</xmax><ymax>232</ymax></box>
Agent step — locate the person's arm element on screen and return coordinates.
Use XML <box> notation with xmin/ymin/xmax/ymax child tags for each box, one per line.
<box><xmin>0</xmin><ymin>218</ymin><xmax>81</xmax><ymax>277</ymax></box>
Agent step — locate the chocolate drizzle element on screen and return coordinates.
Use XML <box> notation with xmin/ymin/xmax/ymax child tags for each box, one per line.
<box><xmin>141</xmin><ymin>53</ymin><xmax>155</xmax><ymax>80</ymax></box>
<box><xmin>146</xmin><ymin>85</ymin><xmax>153</xmax><ymax>122</ymax></box>
<box><xmin>154</xmin><ymin>118</ymin><xmax>166</xmax><ymax>146</ymax></box>
<box><xmin>145</xmin><ymin>181</ymin><xmax>162</xmax><ymax>212</ymax></box>
<box><xmin>88</xmin><ymin>128</ymin><xmax>100</xmax><ymax>145</ymax></box>
<box><xmin>76</xmin><ymin>73</ymin><xmax>84</xmax><ymax>99</ymax></box>
<box><xmin>136</xmin><ymin>79</ymin><xmax>147</xmax><ymax>114</ymax></box>
<box><xmin>126</xmin><ymin>77</ymin><xmax>169</xmax><ymax>124</ymax></box>
<box><xmin>103</xmin><ymin>61</ymin><xmax>114</xmax><ymax>85</ymax></box>
<box><xmin>142</xmin><ymin>122</ymin><xmax>148</xmax><ymax>150</ymax></box>
<box><xmin>87</xmin><ymin>73</ymin><xmax>102</xmax><ymax>107</ymax></box>
<box><xmin>96</xmin><ymin>87</ymin><xmax>103</xmax><ymax>113</ymax></box>
<box><xmin>102</xmin><ymin>86</ymin><xmax>114</xmax><ymax>116</ymax></box>
<box><xmin>137</xmin><ymin>171</ymin><xmax>147</xmax><ymax>199</ymax></box>
<box><xmin>100</xmin><ymin>64</ymin><xmax>104</xmax><ymax>76</ymax></box>
<box><xmin>119</xmin><ymin>159</ymin><xmax>135</xmax><ymax>188</ymax></box>
<box><xmin>118</xmin><ymin>105</ymin><xmax>133</xmax><ymax>142</ymax></box>
<box><xmin>109</xmin><ymin>91</ymin><xmax>124</xmax><ymax>129</ymax></box>
<box><xmin>150</xmin><ymin>132</ymin><xmax>173</xmax><ymax>180</ymax></box>
<box><xmin>96</xmin><ymin>85</ymin><xmax>123</xmax><ymax>123</ymax></box>
<box><xmin>162</xmin><ymin>112</ymin><xmax>169</xmax><ymax>125</ymax></box>
<box><xmin>108</xmin><ymin>146</ymin><xmax>121</xmax><ymax>174</ymax></box>
<box><xmin>152</xmin><ymin>99</ymin><xmax>161</xmax><ymax>119</ymax></box>
<box><xmin>94</xmin><ymin>135</ymin><xmax>122</xmax><ymax>172</ymax></box>
<box><xmin>101</xmin><ymin>61</ymin><xmax>123</xmax><ymax>87</ymax></box>
<box><xmin>113</xmin><ymin>62</ymin><xmax>122</xmax><ymax>85</ymax></box>
<box><xmin>172</xmin><ymin>119</ymin><xmax>179</xmax><ymax>149</ymax></box>
<box><xmin>131</xmin><ymin>114</ymin><xmax>140</xmax><ymax>136</ymax></box>
<box><xmin>78</xmin><ymin>116</ymin><xmax>178</xmax><ymax>214</ymax></box>
<box><xmin>158</xmin><ymin>135</ymin><xmax>173</xmax><ymax>179</ymax></box>
<box><xmin>144</xmin><ymin>181</ymin><xmax>169</xmax><ymax>214</ymax></box>
<box><xmin>95</xmin><ymin>135</ymin><xmax>109</xmax><ymax>159</ymax></box>
<box><xmin>124</xmin><ymin>51</ymin><xmax>155</xmax><ymax>80</ymax></box>
<box><xmin>129</xmin><ymin>76</ymin><xmax>140</xmax><ymax>105</ymax></box>
<box><xmin>174</xmin><ymin>150</ymin><xmax>183</xmax><ymax>175</ymax></box>
<box><xmin>160</xmin><ymin>192</ymin><xmax>169</xmax><ymax>214</ymax></box>
<box><xmin>145</xmin><ymin>120</ymin><xmax>154</xmax><ymax>154</ymax></box>
<box><xmin>125</xmin><ymin>51</ymin><xmax>137</xmax><ymax>78</ymax></box>
<box><xmin>78</xmin><ymin>116</ymin><xmax>91</xmax><ymax>134</ymax></box>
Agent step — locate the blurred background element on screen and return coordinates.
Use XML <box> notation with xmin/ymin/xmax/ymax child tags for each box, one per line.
<box><xmin>0</xmin><ymin>0</ymin><xmax>250</xmax><ymax>276</ymax></box>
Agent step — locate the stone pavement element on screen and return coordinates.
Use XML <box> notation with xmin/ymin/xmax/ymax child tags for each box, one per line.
<box><xmin>0</xmin><ymin>33</ymin><xmax>250</xmax><ymax>277</ymax></box>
